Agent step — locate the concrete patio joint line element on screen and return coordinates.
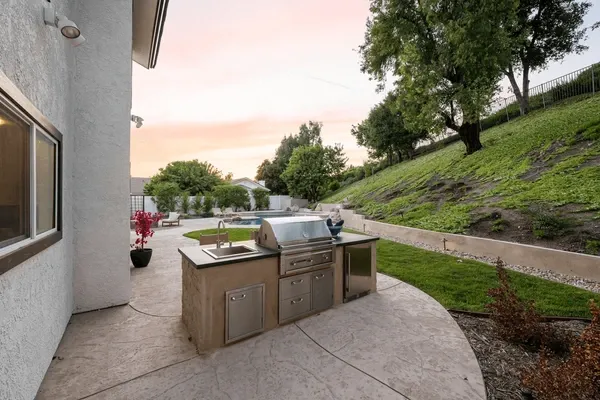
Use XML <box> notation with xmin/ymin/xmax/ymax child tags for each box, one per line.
<box><xmin>128</xmin><ymin>303</ymin><xmax>180</xmax><ymax>318</ymax></box>
<box><xmin>293</xmin><ymin>321</ymin><xmax>414</xmax><ymax>400</ymax></box>
<box><xmin>75</xmin><ymin>355</ymin><xmax>200</xmax><ymax>400</ymax></box>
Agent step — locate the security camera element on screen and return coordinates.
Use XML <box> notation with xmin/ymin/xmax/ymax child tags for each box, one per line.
<box><xmin>131</xmin><ymin>115</ymin><xmax>144</xmax><ymax>129</ymax></box>
<box><xmin>43</xmin><ymin>4</ymin><xmax>85</xmax><ymax>46</ymax></box>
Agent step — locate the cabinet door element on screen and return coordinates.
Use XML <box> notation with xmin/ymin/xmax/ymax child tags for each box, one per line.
<box><xmin>226</xmin><ymin>283</ymin><xmax>265</xmax><ymax>344</ymax></box>
<box><xmin>311</xmin><ymin>267</ymin><xmax>334</xmax><ymax>312</ymax></box>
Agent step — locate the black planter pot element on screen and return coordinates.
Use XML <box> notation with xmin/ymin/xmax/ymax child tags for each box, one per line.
<box><xmin>130</xmin><ymin>248</ymin><xmax>153</xmax><ymax>268</ymax></box>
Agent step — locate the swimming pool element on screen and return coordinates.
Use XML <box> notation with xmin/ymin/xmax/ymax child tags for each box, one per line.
<box><xmin>230</xmin><ymin>217</ymin><xmax>263</xmax><ymax>225</ymax></box>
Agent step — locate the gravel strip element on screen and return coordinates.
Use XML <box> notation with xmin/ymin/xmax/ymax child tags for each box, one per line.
<box><xmin>366</xmin><ymin>230</ymin><xmax>600</xmax><ymax>294</ymax></box>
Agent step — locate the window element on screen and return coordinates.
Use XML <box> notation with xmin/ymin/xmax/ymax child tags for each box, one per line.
<box><xmin>0</xmin><ymin>84</ymin><xmax>62</xmax><ymax>274</ymax></box>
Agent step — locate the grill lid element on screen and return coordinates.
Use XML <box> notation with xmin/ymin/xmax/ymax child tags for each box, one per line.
<box><xmin>257</xmin><ymin>216</ymin><xmax>331</xmax><ymax>248</ymax></box>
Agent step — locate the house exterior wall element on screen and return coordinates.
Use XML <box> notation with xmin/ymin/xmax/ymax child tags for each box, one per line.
<box><xmin>0</xmin><ymin>1</ymin><xmax>75</xmax><ymax>399</ymax></box>
<box><xmin>0</xmin><ymin>1</ymin><xmax>133</xmax><ymax>398</ymax></box>
<box><xmin>71</xmin><ymin>0</ymin><xmax>132</xmax><ymax>313</ymax></box>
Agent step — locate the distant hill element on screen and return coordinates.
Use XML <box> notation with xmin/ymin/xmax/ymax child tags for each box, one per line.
<box><xmin>324</xmin><ymin>96</ymin><xmax>600</xmax><ymax>255</ymax></box>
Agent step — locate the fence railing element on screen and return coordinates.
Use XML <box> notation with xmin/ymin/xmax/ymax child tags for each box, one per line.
<box><xmin>481</xmin><ymin>62</ymin><xmax>599</xmax><ymax>131</ymax></box>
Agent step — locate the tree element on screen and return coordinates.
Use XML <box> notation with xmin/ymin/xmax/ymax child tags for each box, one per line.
<box><xmin>179</xmin><ymin>191</ymin><xmax>190</xmax><ymax>214</ymax></box>
<box><xmin>504</xmin><ymin>1</ymin><xmax>598</xmax><ymax>115</ymax></box>
<box><xmin>144</xmin><ymin>160</ymin><xmax>223</xmax><ymax>196</ymax></box>
<box><xmin>257</xmin><ymin>121</ymin><xmax>324</xmax><ymax>194</ymax></box>
<box><xmin>202</xmin><ymin>194</ymin><xmax>214</xmax><ymax>214</ymax></box>
<box><xmin>251</xmin><ymin>188</ymin><xmax>270</xmax><ymax>210</ymax></box>
<box><xmin>359</xmin><ymin>0</ymin><xmax>515</xmax><ymax>154</ymax></box>
<box><xmin>282</xmin><ymin>145</ymin><xmax>347</xmax><ymax>203</ymax></box>
<box><xmin>256</xmin><ymin>159</ymin><xmax>286</xmax><ymax>195</ymax></box>
<box><xmin>352</xmin><ymin>91</ymin><xmax>428</xmax><ymax>163</ymax></box>
<box><xmin>213</xmin><ymin>185</ymin><xmax>250</xmax><ymax>211</ymax></box>
<box><xmin>151</xmin><ymin>182</ymin><xmax>180</xmax><ymax>213</ymax></box>
<box><xmin>192</xmin><ymin>195</ymin><xmax>203</xmax><ymax>215</ymax></box>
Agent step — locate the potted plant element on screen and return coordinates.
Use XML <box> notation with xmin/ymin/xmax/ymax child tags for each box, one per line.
<box><xmin>130</xmin><ymin>211</ymin><xmax>161</xmax><ymax>268</ymax></box>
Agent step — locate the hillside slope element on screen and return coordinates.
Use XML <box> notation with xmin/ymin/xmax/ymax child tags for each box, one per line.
<box><xmin>325</xmin><ymin>96</ymin><xmax>600</xmax><ymax>255</ymax></box>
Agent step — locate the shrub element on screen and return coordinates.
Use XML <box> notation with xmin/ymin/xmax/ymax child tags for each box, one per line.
<box><xmin>491</xmin><ymin>219</ymin><xmax>507</xmax><ymax>232</ymax></box>
<box><xmin>151</xmin><ymin>182</ymin><xmax>180</xmax><ymax>213</ymax></box>
<box><xmin>328</xmin><ymin>180</ymin><xmax>340</xmax><ymax>192</ymax></box>
<box><xmin>531</xmin><ymin>212</ymin><xmax>573</xmax><ymax>239</ymax></box>
<box><xmin>585</xmin><ymin>239</ymin><xmax>600</xmax><ymax>255</ymax></box>
<box><xmin>522</xmin><ymin>301</ymin><xmax>600</xmax><ymax>400</ymax></box>
<box><xmin>213</xmin><ymin>185</ymin><xmax>249</xmax><ymax>211</ymax></box>
<box><xmin>485</xmin><ymin>258</ymin><xmax>551</xmax><ymax>348</ymax></box>
<box><xmin>192</xmin><ymin>195</ymin><xmax>203</xmax><ymax>215</ymax></box>
<box><xmin>130</xmin><ymin>211</ymin><xmax>160</xmax><ymax>250</ymax></box>
<box><xmin>252</xmin><ymin>188</ymin><xmax>269</xmax><ymax>210</ymax></box>
<box><xmin>203</xmin><ymin>194</ymin><xmax>214</xmax><ymax>214</ymax></box>
<box><xmin>179</xmin><ymin>191</ymin><xmax>190</xmax><ymax>214</ymax></box>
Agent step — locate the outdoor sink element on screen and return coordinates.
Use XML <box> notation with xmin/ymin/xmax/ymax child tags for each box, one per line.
<box><xmin>203</xmin><ymin>245</ymin><xmax>259</xmax><ymax>259</ymax></box>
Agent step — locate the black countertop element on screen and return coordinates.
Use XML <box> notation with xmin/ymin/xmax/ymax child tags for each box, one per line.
<box><xmin>179</xmin><ymin>240</ymin><xmax>279</xmax><ymax>269</ymax></box>
<box><xmin>333</xmin><ymin>231</ymin><xmax>379</xmax><ymax>246</ymax></box>
<box><xmin>179</xmin><ymin>232</ymin><xmax>378</xmax><ymax>269</ymax></box>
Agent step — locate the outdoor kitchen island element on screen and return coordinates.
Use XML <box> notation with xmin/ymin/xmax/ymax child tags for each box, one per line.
<box><xmin>179</xmin><ymin>217</ymin><xmax>378</xmax><ymax>352</ymax></box>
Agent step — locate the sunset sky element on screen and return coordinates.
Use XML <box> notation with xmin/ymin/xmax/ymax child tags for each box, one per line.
<box><xmin>130</xmin><ymin>0</ymin><xmax>600</xmax><ymax>179</ymax></box>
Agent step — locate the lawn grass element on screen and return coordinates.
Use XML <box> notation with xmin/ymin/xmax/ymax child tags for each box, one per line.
<box><xmin>375</xmin><ymin>236</ymin><xmax>599</xmax><ymax>318</ymax></box>
<box><xmin>183</xmin><ymin>228</ymin><xmax>256</xmax><ymax>242</ymax></box>
<box><xmin>184</xmin><ymin>228</ymin><xmax>599</xmax><ymax>318</ymax></box>
<box><xmin>324</xmin><ymin>96</ymin><xmax>600</xmax><ymax>233</ymax></box>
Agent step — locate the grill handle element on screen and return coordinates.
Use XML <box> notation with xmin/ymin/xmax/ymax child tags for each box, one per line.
<box><xmin>291</xmin><ymin>258</ymin><xmax>313</xmax><ymax>266</ymax></box>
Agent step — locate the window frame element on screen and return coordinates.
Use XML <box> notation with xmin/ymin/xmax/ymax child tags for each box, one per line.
<box><xmin>0</xmin><ymin>73</ymin><xmax>63</xmax><ymax>275</ymax></box>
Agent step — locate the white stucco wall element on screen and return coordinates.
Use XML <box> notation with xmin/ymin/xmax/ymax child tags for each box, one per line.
<box><xmin>71</xmin><ymin>0</ymin><xmax>132</xmax><ymax>312</ymax></box>
<box><xmin>0</xmin><ymin>1</ymin><xmax>75</xmax><ymax>399</ymax></box>
<box><xmin>1</xmin><ymin>0</ymin><xmax>134</xmax><ymax>397</ymax></box>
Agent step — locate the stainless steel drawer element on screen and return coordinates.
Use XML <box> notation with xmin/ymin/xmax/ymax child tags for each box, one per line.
<box><xmin>279</xmin><ymin>294</ymin><xmax>311</xmax><ymax>322</ymax></box>
<box><xmin>279</xmin><ymin>273</ymin><xmax>311</xmax><ymax>301</ymax></box>
<box><xmin>225</xmin><ymin>283</ymin><xmax>265</xmax><ymax>344</ymax></box>
<box><xmin>281</xmin><ymin>248</ymin><xmax>334</xmax><ymax>274</ymax></box>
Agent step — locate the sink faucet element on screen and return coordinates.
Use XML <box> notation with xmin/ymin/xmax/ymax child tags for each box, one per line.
<box><xmin>216</xmin><ymin>220</ymin><xmax>225</xmax><ymax>248</ymax></box>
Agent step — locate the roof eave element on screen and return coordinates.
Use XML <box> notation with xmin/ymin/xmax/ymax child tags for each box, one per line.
<box><xmin>132</xmin><ymin>0</ymin><xmax>170</xmax><ymax>69</ymax></box>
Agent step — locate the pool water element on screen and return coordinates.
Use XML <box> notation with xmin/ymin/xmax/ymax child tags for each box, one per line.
<box><xmin>231</xmin><ymin>217</ymin><xmax>263</xmax><ymax>225</ymax></box>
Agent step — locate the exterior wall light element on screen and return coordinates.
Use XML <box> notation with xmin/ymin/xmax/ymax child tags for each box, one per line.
<box><xmin>43</xmin><ymin>4</ymin><xmax>86</xmax><ymax>46</ymax></box>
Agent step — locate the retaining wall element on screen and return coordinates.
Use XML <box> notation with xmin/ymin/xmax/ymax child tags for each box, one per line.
<box><xmin>321</xmin><ymin>206</ymin><xmax>600</xmax><ymax>282</ymax></box>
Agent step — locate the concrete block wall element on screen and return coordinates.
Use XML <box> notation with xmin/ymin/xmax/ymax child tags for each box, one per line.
<box><xmin>326</xmin><ymin>206</ymin><xmax>600</xmax><ymax>282</ymax></box>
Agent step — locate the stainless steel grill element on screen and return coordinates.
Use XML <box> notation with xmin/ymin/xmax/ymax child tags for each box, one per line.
<box><xmin>256</xmin><ymin>216</ymin><xmax>335</xmax><ymax>275</ymax></box>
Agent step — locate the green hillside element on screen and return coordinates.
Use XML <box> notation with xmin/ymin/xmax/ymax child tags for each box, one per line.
<box><xmin>325</xmin><ymin>96</ymin><xmax>600</xmax><ymax>255</ymax></box>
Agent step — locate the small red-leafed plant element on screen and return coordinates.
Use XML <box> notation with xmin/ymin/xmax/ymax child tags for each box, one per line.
<box><xmin>522</xmin><ymin>300</ymin><xmax>600</xmax><ymax>400</ymax></box>
<box><xmin>131</xmin><ymin>211</ymin><xmax>161</xmax><ymax>250</ymax></box>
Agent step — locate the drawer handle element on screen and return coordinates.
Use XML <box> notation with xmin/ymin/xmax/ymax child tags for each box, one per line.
<box><xmin>315</xmin><ymin>273</ymin><xmax>325</xmax><ymax>280</ymax></box>
<box><xmin>291</xmin><ymin>279</ymin><xmax>304</xmax><ymax>285</ymax></box>
<box><xmin>291</xmin><ymin>258</ymin><xmax>313</xmax><ymax>266</ymax></box>
<box><xmin>230</xmin><ymin>294</ymin><xmax>246</xmax><ymax>301</ymax></box>
<box><xmin>323</xmin><ymin>255</ymin><xmax>329</xmax><ymax>260</ymax></box>
<box><xmin>291</xmin><ymin>298</ymin><xmax>304</xmax><ymax>304</ymax></box>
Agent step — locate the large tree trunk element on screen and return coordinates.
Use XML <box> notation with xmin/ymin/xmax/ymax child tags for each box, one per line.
<box><xmin>458</xmin><ymin>122</ymin><xmax>482</xmax><ymax>155</ymax></box>
<box><xmin>505</xmin><ymin>63</ymin><xmax>531</xmax><ymax>116</ymax></box>
<box><xmin>521</xmin><ymin>66</ymin><xmax>530</xmax><ymax>115</ymax></box>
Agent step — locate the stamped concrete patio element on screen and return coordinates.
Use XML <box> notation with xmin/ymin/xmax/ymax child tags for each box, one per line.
<box><xmin>36</xmin><ymin>219</ymin><xmax>485</xmax><ymax>400</ymax></box>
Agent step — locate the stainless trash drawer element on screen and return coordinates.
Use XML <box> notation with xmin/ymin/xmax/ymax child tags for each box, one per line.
<box><xmin>311</xmin><ymin>267</ymin><xmax>334</xmax><ymax>312</ymax></box>
<box><xmin>279</xmin><ymin>272</ymin><xmax>311</xmax><ymax>300</ymax></box>
<box><xmin>279</xmin><ymin>293</ymin><xmax>311</xmax><ymax>323</ymax></box>
<box><xmin>225</xmin><ymin>283</ymin><xmax>265</xmax><ymax>344</ymax></box>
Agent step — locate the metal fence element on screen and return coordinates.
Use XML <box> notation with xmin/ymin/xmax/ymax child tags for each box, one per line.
<box><xmin>481</xmin><ymin>62</ymin><xmax>599</xmax><ymax>131</ymax></box>
<box><xmin>130</xmin><ymin>195</ymin><xmax>145</xmax><ymax>218</ymax></box>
